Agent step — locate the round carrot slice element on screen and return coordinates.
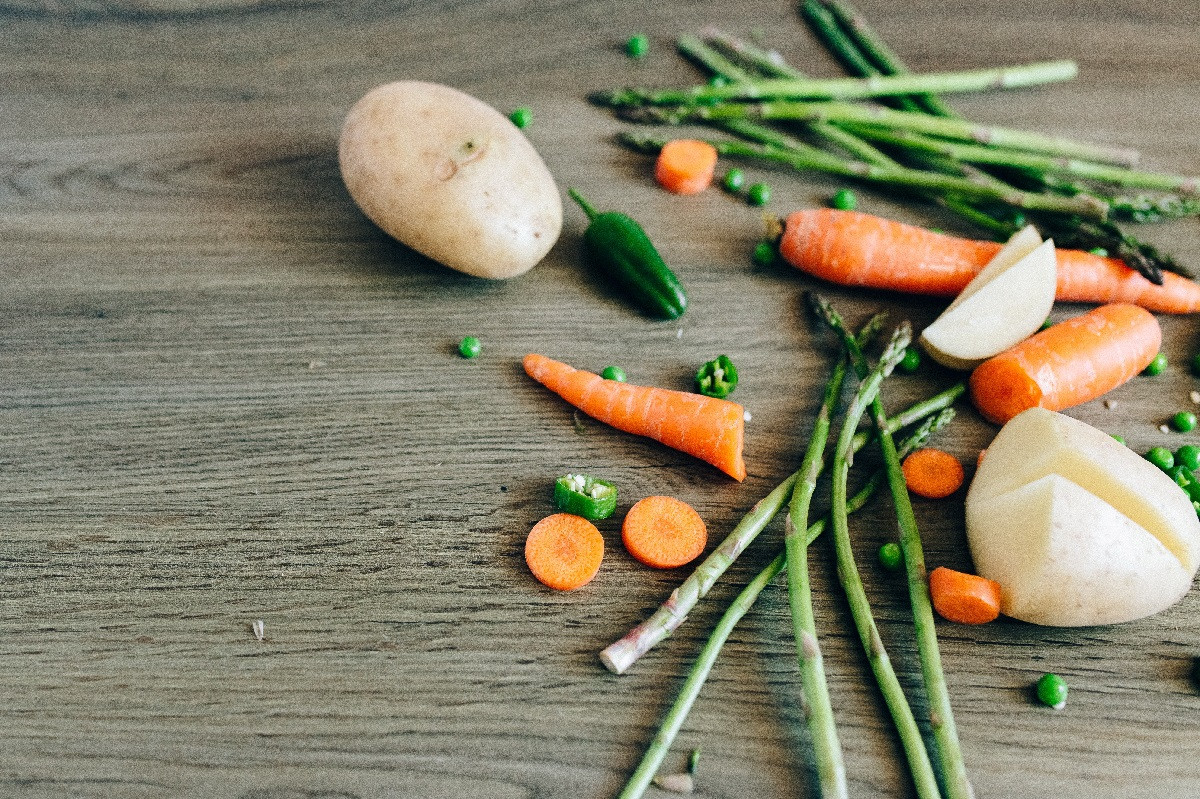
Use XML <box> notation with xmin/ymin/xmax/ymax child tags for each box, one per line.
<box><xmin>622</xmin><ymin>495</ymin><xmax>707</xmax><ymax>569</ymax></box>
<box><xmin>525</xmin><ymin>513</ymin><xmax>604</xmax><ymax>591</ymax></box>
<box><xmin>901</xmin><ymin>448</ymin><xmax>965</xmax><ymax>499</ymax></box>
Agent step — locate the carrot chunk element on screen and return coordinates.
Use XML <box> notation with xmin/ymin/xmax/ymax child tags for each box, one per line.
<box><xmin>525</xmin><ymin>513</ymin><xmax>604</xmax><ymax>591</ymax></box>
<box><xmin>901</xmin><ymin>448</ymin><xmax>965</xmax><ymax>499</ymax></box>
<box><xmin>654</xmin><ymin>139</ymin><xmax>719</xmax><ymax>195</ymax></box>
<box><xmin>929</xmin><ymin>566</ymin><xmax>1002</xmax><ymax>625</ymax></box>
<box><xmin>622</xmin><ymin>495</ymin><xmax>707</xmax><ymax>569</ymax></box>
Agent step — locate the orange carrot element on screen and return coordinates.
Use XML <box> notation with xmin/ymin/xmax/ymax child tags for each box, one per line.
<box><xmin>968</xmin><ymin>303</ymin><xmax>1161</xmax><ymax>425</ymax></box>
<box><xmin>655</xmin><ymin>139</ymin><xmax>719</xmax><ymax>195</ymax></box>
<box><xmin>622</xmin><ymin>495</ymin><xmax>707</xmax><ymax>568</ymax></box>
<box><xmin>779</xmin><ymin>208</ymin><xmax>1200</xmax><ymax>314</ymax></box>
<box><xmin>901</xmin><ymin>448</ymin><xmax>965</xmax><ymax>499</ymax></box>
<box><xmin>928</xmin><ymin>566</ymin><xmax>1002</xmax><ymax>625</ymax></box>
<box><xmin>525</xmin><ymin>513</ymin><xmax>604</xmax><ymax>591</ymax></box>
<box><xmin>523</xmin><ymin>353</ymin><xmax>746</xmax><ymax>481</ymax></box>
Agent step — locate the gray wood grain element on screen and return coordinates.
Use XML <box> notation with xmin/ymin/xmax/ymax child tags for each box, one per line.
<box><xmin>3</xmin><ymin>1</ymin><xmax>1199</xmax><ymax>797</ymax></box>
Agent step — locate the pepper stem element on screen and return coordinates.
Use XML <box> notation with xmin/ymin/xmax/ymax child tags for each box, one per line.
<box><xmin>567</xmin><ymin>187</ymin><xmax>599</xmax><ymax>221</ymax></box>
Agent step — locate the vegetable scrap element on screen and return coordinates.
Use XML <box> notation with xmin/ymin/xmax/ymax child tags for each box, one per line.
<box><xmin>928</xmin><ymin>566</ymin><xmax>1002</xmax><ymax>625</ymax></box>
<box><xmin>694</xmin><ymin>354</ymin><xmax>738</xmax><ymax>398</ymax></box>
<box><xmin>524</xmin><ymin>513</ymin><xmax>604</xmax><ymax>591</ymax></box>
<box><xmin>622</xmin><ymin>495</ymin><xmax>707</xmax><ymax>569</ymax></box>
<box><xmin>554</xmin><ymin>473</ymin><xmax>618</xmax><ymax>520</ymax></box>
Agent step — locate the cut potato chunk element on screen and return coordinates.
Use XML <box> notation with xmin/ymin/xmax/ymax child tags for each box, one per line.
<box><xmin>945</xmin><ymin>224</ymin><xmax>1042</xmax><ymax>312</ymax></box>
<box><xmin>920</xmin><ymin>235</ymin><xmax>1057</xmax><ymax>370</ymax></box>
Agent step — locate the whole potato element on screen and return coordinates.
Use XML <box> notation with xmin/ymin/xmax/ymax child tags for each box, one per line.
<box><xmin>338</xmin><ymin>81</ymin><xmax>562</xmax><ymax>279</ymax></box>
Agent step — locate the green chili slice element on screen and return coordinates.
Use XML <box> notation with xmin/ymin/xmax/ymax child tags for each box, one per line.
<box><xmin>695</xmin><ymin>354</ymin><xmax>738</xmax><ymax>398</ymax></box>
<box><xmin>554</xmin><ymin>474</ymin><xmax>618</xmax><ymax>520</ymax></box>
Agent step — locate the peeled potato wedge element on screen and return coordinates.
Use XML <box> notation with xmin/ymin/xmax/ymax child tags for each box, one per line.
<box><xmin>965</xmin><ymin>408</ymin><xmax>1200</xmax><ymax>626</ymax></box>
<box><xmin>920</xmin><ymin>228</ymin><xmax>1056</xmax><ymax>370</ymax></box>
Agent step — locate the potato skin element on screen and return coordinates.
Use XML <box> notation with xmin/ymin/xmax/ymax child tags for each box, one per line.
<box><xmin>338</xmin><ymin>81</ymin><xmax>562</xmax><ymax>279</ymax></box>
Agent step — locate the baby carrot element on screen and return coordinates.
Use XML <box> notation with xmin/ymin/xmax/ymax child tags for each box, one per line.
<box><xmin>525</xmin><ymin>513</ymin><xmax>605</xmax><ymax>591</ymax></box>
<box><xmin>655</xmin><ymin>139</ymin><xmax>719</xmax><ymax>195</ymax></box>
<box><xmin>779</xmin><ymin>209</ymin><xmax>1200</xmax><ymax>314</ymax></box>
<box><xmin>968</xmin><ymin>303</ymin><xmax>1161</xmax><ymax>425</ymax></box>
<box><xmin>622</xmin><ymin>495</ymin><xmax>707</xmax><ymax>568</ymax></box>
<box><xmin>524</xmin><ymin>353</ymin><xmax>747</xmax><ymax>481</ymax></box>
<box><xmin>929</xmin><ymin>566</ymin><xmax>1002</xmax><ymax>625</ymax></box>
<box><xmin>901</xmin><ymin>448</ymin><xmax>965</xmax><ymax>499</ymax></box>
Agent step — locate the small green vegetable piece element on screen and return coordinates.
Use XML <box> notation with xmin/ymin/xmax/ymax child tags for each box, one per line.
<box><xmin>722</xmin><ymin>168</ymin><xmax>745</xmax><ymax>192</ymax></box>
<box><xmin>746</xmin><ymin>182</ymin><xmax>771</xmax><ymax>206</ymax></box>
<box><xmin>688</xmin><ymin>748</ymin><xmax>701</xmax><ymax>774</ymax></box>
<box><xmin>897</xmin><ymin>346</ymin><xmax>921</xmax><ymax>373</ymax></box>
<box><xmin>458</xmin><ymin>335</ymin><xmax>482</xmax><ymax>358</ymax></box>
<box><xmin>830</xmin><ymin>188</ymin><xmax>857</xmax><ymax>210</ymax></box>
<box><xmin>509</xmin><ymin>107</ymin><xmax>532</xmax><ymax>129</ymax></box>
<box><xmin>568</xmin><ymin>188</ymin><xmax>688</xmax><ymax>320</ymax></box>
<box><xmin>1176</xmin><ymin>444</ymin><xmax>1200</xmax><ymax>471</ymax></box>
<box><xmin>554</xmin><ymin>473</ymin><xmax>618</xmax><ymax>520</ymax></box>
<box><xmin>1111</xmin><ymin>434</ymin><xmax>1127</xmax><ymax>446</ymax></box>
<box><xmin>696</xmin><ymin>354</ymin><xmax>739</xmax><ymax>398</ymax></box>
<box><xmin>626</xmin><ymin>34</ymin><xmax>649</xmax><ymax>59</ymax></box>
<box><xmin>1146</xmin><ymin>446</ymin><xmax>1175</xmax><ymax>471</ymax></box>
<box><xmin>1191</xmin><ymin>353</ymin><xmax>1200</xmax><ymax>375</ymax></box>
<box><xmin>1088</xmin><ymin>247</ymin><xmax>1109</xmax><ymax>257</ymax></box>
<box><xmin>1172</xmin><ymin>411</ymin><xmax>1198</xmax><ymax>432</ymax></box>
<box><xmin>1036</xmin><ymin>673</ymin><xmax>1068</xmax><ymax>709</ymax></box>
<box><xmin>601</xmin><ymin>365</ymin><xmax>627</xmax><ymax>382</ymax></box>
<box><xmin>1143</xmin><ymin>352</ymin><xmax>1168</xmax><ymax>375</ymax></box>
<box><xmin>878</xmin><ymin>541</ymin><xmax>902</xmax><ymax>571</ymax></box>
<box><xmin>708</xmin><ymin>75</ymin><xmax>729</xmax><ymax>88</ymax></box>
<box><xmin>752</xmin><ymin>240</ymin><xmax>777</xmax><ymax>266</ymax></box>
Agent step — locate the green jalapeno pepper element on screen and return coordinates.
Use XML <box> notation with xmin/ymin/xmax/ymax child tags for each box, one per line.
<box><xmin>695</xmin><ymin>354</ymin><xmax>738</xmax><ymax>398</ymax></box>
<box><xmin>554</xmin><ymin>473</ymin><xmax>618</xmax><ymax>520</ymax></box>
<box><xmin>568</xmin><ymin>188</ymin><xmax>688</xmax><ymax>320</ymax></box>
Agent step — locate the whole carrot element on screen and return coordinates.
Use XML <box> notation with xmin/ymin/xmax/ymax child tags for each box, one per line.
<box><xmin>523</xmin><ymin>353</ymin><xmax>746</xmax><ymax>481</ymax></box>
<box><xmin>779</xmin><ymin>209</ymin><xmax>1200</xmax><ymax>314</ymax></box>
<box><xmin>968</xmin><ymin>303</ymin><xmax>1161</xmax><ymax>424</ymax></box>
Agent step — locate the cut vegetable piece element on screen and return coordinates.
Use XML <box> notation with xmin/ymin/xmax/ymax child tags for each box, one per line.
<box><xmin>525</xmin><ymin>513</ymin><xmax>605</xmax><ymax>591</ymax></box>
<box><xmin>622</xmin><ymin>495</ymin><xmax>707</xmax><ymax>568</ymax></box>
<box><xmin>928</xmin><ymin>566</ymin><xmax>1002</xmax><ymax>625</ymax></box>
<box><xmin>655</xmin><ymin>139</ymin><xmax>719</xmax><ymax>195</ymax></box>
<box><xmin>902</xmin><ymin>448</ymin><xmax>965</xmax><ymax>498</ymax></box>
<box><xmin>920</xmin><ymin>238</ymin><xmax>1057</xmax><ymax>370</ymax></box>
<box><xmin>945</xmin><ymin>224</ymin><xmax>1042</xmax><ymax>312</ymax></box>
<box><xmin>554</xmin><ymin>474</ymin><xmax>618</xmax><ymax>520</ymax></box>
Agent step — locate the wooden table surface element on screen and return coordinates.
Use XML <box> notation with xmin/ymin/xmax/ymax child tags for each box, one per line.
<box><xmin>4</xmin><ymin>1</ymin><xmax>1199</xmax><ymax>797</ymax></box>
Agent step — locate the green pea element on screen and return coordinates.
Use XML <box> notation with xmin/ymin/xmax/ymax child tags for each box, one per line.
<box><xmin>625</xmin><ymin>34</ymin><xmax>649</xmax><ymax>59</ymax></box>
<box><xmin>897</xmin><ymin>346</ymin><xmax>921</xmax><ymax>374</ymax></box>
<box><xmin>1176</xmin><ymin>444</ymin><xmax>1200</xmax><ymax>471</ymax></box>
<box><xmin>746</xmin><ymin>182</ymin><xmax>771</xmax><ymax>206</ymax></box>
<box><xmin>1040</xmin><ymin>317</ymin><xmax>1054</xmax><ymax>330</ymax></box>
<box><xmin>722</xmin><ymin>168</ymin><xmax>745</xmax><ymax>192</ymax></box>
<box><xmin>1191</xmin><ymin>352</ymin><xmax>1200</xmax><ymax>376</ymax></box>
<box><xmin>1146</xmin><ymin>446</ymin><xmax>1175</xmax><ymax>471</ymax></box>
<box><xmin>601</xmin><ymin>365</ymin><xmax>627</xmax><ymax>382</ymax></box>
<box><xmin>830</xmin><ymin>188</ymin><xmax>857</xmax><ymax>210</ymax></box>
<box><xmin>508</xmin><ymin>107</ymin><xmax>532</xmax><ymax>129</ymax></box>
<box><xmin>457</xmin><ymin>335</ymin><xmax>482</xmax><ymax>359</ymax></box>
<box><xmin>1035</xmin><ymin>673</ymin><xmax>1068</xmax><ymax>709</ymax></box>
<box><xmin>752</xmin><ymin>240</ymin><xmax>777</xmax><ymax>266</ymax></box>
<box><xmin>1143</xmin><ymin>352</ymin><xmax>1168</xmax><ymax>375</ymax></box>
<box><xmin>1172</xmin><ymin>411</ymin><xmax>1198</xmax><ymax>433</ymax></box>
<box><xmin>877</xmin><ymin>542</ymin><xmax>902</xmax><ymax>571</ymax></box>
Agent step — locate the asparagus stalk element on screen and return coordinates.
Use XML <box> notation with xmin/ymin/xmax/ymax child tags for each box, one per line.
<box><xmin>591</xmin><ymin>59</ymin><xmax>1079</xmax><ymax>107</ymax></box>
<box><xmin>815</xmin><ymin>296</ymin><xmax>972</xmax><ymax>799</ymax></box>
<box><xmin>599</xmin><ymin>377</ymin><xmax>967</xmax><ymax>674</ymax></box>
<box><xmin>823</xmin><ymin>321</ymin><xmax>942</xmax><ymax>799</ymax></box>
<box><xmin>618</xmin><ymin>130</ymin><xmax>1109</xmax><ymax>220</ymax></box>
<box><xmin>614</xmin><ymin>408</ymin><xmax>957</xmax><ymax>799</ymax></box>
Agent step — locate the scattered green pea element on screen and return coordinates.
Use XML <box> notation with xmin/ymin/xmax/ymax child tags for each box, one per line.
<box><xmin>1146</xmin><ymin>446</ymin><xmax>1175</xmax><ymax>471</ymax></box>
<box><xmin>625</xmin><ymin>34</ymin><xmax>649</xmax><ymax>59</ymax></box>
<box><xmin>897</xmin><ymin>346</ymin><xmax>921</xmax><ymax>374</ymax></box>
<box><xmin>878</xmin><ymin>542</ymin><xmax>902</xmax><ymax>571</ymax></box>
<box><xmin>1143</xmin><ymin>352</ymin><xmax>1168</xmax><ymax>375</ymax></box>
<box><xmin>722</xmin><ymin>168</ymin><xmax>745</xmax><ymax>192</ymax></box>
<box><xmin>1172</xmin><ymin>410</ymin><xmax>1198</xmax><ymax>433</ymax></box>
<box><xmin>752</xmin><ymin>240</ymin><xmax>777</xmax><ymax>266</ymax></box>
<box><xmin>457</xmin><ymin>335</ymin><xmax>482</xmax><ymax>359</ymax></box>
<box><xmin>601</xmin><ymin>365</ymin><xmax>627</xmax><ymax>382</ymax></box>
<box><xmin>746</xmin><ymin>182</ymin><xmax>771</xmax><ymax>206</ymax></box>
<box><xmin>1036</xmin><ymin>673</ymin><xmax>1068</xmax><ymax>709</ymax></box>
<box><xmin>508</xmin><ymin>107</ymin><xmax>532</xmax><ymax>129</ymax></box>
<box><xmin>830</xmin><ymin>188</ymin><xmax>857</xmax><ymax>210</ymax></box>
<box><xmin>1191</xmin><ymin>352</ymin><xmax>1200</xmax><ymax>376</ymax></box>
<box><xmin>1176</xmin><ymin>444</ymin><xmax>1200</xmax><ymax>471</ymax></box>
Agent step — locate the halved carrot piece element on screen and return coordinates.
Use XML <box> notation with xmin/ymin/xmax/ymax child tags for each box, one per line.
<box><xmin>929</xmin><ymin>566</ymin><xmax>1002</xmax><ymax>625</ymax></box>
<box><xmin>525</xmin><ymin>513</ymin><xmax>604</xmax><ymax>591</ymax></box>
<box><xmin>622</xmin><ymin>495</ymin><xmax>707</xmax><ymax>568</ymax></box>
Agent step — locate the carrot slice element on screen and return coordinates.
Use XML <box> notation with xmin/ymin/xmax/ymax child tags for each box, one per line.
<box><xmin>654</xmin><ymin>139</ymin><xmax>719</xmax><ymax>195</ymax></box>
<box><xmin>525</xmin><ymin>513</ymin><xmax>604</xmax><ymax>591</ymax></box>
<box><xmin>929</xmin><ymin>566</ymin><xmax>1002</xmax><ymax>625</ymax></box>
<box><xmin>968</xmin><ymin>303</ymin><xmax>1161</xmax><ymax>424</ymax></box>
<box><xmin>622</xmin><ymin>495</ymin><xmax>707</xmax><ymax>569</ymax></box>
<box><xmin>523</xmin><ymin>353</ymin><xmax>747</xmax><ymax>481</ymax></box>
<box><xmin>901</xmin><ymin>448</ymin><xmax>965</xmax><ymax>499</ymax></box>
